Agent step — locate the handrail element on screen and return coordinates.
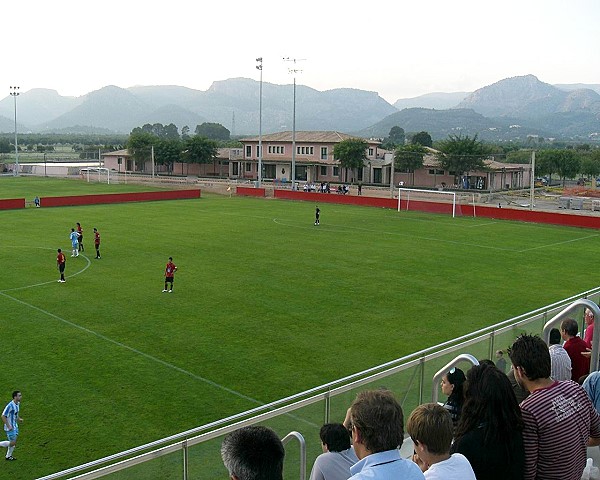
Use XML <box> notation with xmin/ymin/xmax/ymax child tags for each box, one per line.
<box><xmin>431</xmin><ymin>354</ymin><xmax>479</xmax><ymax>403</ymax></box>
<box><xmin>282</xmin><ymin>431</ymin><xmax>306</xmax><ymax>480</ymax></box>
<box><xmin>542</xmin><ymin>298</ymin><xmax>600</xmax><ymax>373</ymax></box>
<box><xmin>37</xmin><ymin>287</ymin><xmax>600</xmax><ymax>480</ymax></box>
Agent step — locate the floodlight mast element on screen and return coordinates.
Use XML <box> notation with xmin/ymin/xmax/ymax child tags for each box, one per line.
<box><xmin>256</xmin><ymin>57</ymin><xmax>263</xmax><ymax>187</ymax></box>
<box><xmin>283</xmin><ymin>57</ymin><xmax>305</xmax><ymax>190</ymax></box>
<box><xmin>9</xmin><ymin>86</ymin><xmax>20</xmax><ymax>176</ymax></box>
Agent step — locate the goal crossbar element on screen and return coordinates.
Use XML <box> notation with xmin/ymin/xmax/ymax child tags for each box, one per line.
<box><xmin>398</xmin><ymin>187</ymin><xmax>458</xmax><ymax>217</ymax></box>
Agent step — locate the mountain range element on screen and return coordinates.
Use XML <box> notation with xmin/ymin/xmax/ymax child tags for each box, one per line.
<box><xmin>0</xmin><ymin>75</ymin><xmax>599</xmax><ymax>142</ymax></box>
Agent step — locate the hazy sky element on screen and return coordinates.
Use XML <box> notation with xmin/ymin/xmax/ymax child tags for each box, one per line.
<box><xmin>2</xmin><ymin>0</ymin><xmax>598</xmax><ymax>104</ymax></box>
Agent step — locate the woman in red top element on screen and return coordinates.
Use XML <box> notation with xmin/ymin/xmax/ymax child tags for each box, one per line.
<box><xmin>56</xmin><ymin>249</ymin><xmax>66</xmax><ymax>283</ymax></box>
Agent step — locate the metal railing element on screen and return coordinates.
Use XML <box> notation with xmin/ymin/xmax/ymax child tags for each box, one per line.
<box><xmin>38</xmin><ymin>287</ymin><xmax>600</xmax><ymax>480</ymax></box>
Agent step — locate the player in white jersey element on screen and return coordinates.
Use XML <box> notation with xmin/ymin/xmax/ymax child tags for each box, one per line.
<box><xmin>0</xmin><ymin>391</ymin><xmax>22</xmax><ymax>461</ymax></box>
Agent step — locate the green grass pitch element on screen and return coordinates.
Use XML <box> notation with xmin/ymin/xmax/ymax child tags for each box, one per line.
<box><xmin>0</xmin><ymin>177</ymin><xmax>598</xmax><ymax>478</ymax></box>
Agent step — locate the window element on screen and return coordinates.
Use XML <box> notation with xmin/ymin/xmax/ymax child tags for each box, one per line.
<box><xmin>232</xmin><ymin>162</ymin><xmax>239</xmax><ymax>175</ymax></box>
<box><xmin>368</xmin><ymin>148</ymin><xmax>374</xmax><ymax>156</ymax></box>
<box><xmin>320</xmin><ymin>166</ymin><xmax>327</xmax><ymax>176</ymax></box>
<box><xmin>245</xmin><ymin>145</ymin><xmax>252</xmax><ymax>158</ymax></box>
<box><xmin>333</xmin><ymin>166</ymin><xmax>340</xmax><ymax>177</ymax></box>
<box><xmin>245</xmin><ymin>163</ymin><xmax>252</xmax><ymax>172</ymax></box>
<box><xmin>256</xmin><ymin>145</ymin><xmax>261</xmax><ymax>157</ymax></box>
<box><xmin>268</xmin><ymin>145</ymin><xmax>284</xmax><ymax>154</ymax></box>
<box><xmin>297</xmin><ymin>146</ymin><xmax>314</xmax><ymax>155</ymax></box>
<box><xmin>321</xmin><ymin>147</ymin><xmax>328</xmax><ymax>160</ymax></box>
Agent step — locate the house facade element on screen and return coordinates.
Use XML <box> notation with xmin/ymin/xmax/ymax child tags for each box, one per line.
<box><xmin>237</xmin><ymin>131</ymin><xmax>388</xmax><ymax>185</ymax></box>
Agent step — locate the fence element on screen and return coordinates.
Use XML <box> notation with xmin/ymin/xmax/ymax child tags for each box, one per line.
<box><xmin>37</xmin><ymin>287</ymin><xmax>600</xmax><ymax>480</ymax></box>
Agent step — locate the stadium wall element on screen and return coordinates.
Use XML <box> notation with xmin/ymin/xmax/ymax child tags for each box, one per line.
<box><xmin>40</xmin><ymin>189</ymin><xmax>201</xmax><ymax>207</ymax></box>
<box><xmin>272</xmin><ymin>189</ymin><xmax>600</xmax><ymax>229</ymax></box>
<box><xmin>236</xmin><ymin>186</ymin><xmax>266</xmax><ymax>197</ymax></box>
<box><xmin>0</xmin><ymin>198</ymin><xmax>25</xmax><ymax>210</ymax></box>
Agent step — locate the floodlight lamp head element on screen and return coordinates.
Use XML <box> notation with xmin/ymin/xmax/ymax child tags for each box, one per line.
<box><xmin>256</xmin><ymin>57</ymin><xmax>262</xmax><ymax>62</ymax></box>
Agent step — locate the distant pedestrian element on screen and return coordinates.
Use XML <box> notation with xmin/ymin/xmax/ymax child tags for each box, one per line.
<box><xmin>315</xmin><ymin>206</ymin><xmax>320</xmax><ymax>226</ymax></box>
<box><xmin>34</xmin><ymin>196</ymin><xmax>40</xmax><ymax>208</ymax></box>
<box><xmin>357</xmin><ymin>183</ymin><xmax>362</xmax><ymax>196</ymax></box>
<box><xmin>69</xmin><ymin>228</ymin><xmax>79</xmax><ymax>257</ymax></box>
<box><xmin>93</xmin><ymin>228</ymin><xmax>101</xmax><ymax>259</ymax></box>
<box><xmin>57</xmin><ymin>248</ymin><xmax>66</xmax><ymax>283</ymax></box>
<box><xmin>163</xmin><ymin>257</ymin><xmax>178</xmax><ymax>293</ymax></box>
<box><xmin>0</xmin><ymin>391</ymin><xmax>23</xmax><ymax>461</ymax></box>
<box><xmin>76</xmin><ymin>222</ymin><xmax>84</xmax><ymax>252</ymax></box>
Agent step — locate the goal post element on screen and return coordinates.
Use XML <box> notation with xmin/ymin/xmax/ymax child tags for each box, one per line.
<box><xmin>398</xmin><ymin>187</ymin><xmax>463</xmax><ymax>217</ymax></box>
<box><xmin>82</xmin><ymin>167</ymin><xmax>113</xmax><ymax>184</ymax></box>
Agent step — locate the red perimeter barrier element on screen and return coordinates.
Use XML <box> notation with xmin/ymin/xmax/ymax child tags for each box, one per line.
<box><xmin>237</xmin><ymin>186</ymin><xmax>266</xmax><ymax>197</ymax></box>
<box><xmin>40</xmin><ymin>189</ymin><xmax>200</xmax><ymax>207</ymax></box>
<box><xmin>273</xmin><ymin>189</ymin><xmax>600</xmax><ymax>230</ymax></box>
<box><xmin>0</xmin><ymin>198</ymin><xmax>25</xmax><ymax>210</ymax></box>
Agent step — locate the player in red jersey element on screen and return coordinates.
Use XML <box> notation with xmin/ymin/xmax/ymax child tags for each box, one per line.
<box><xmin>76</xmin><ymin>222</ymin><xmax>84</xmax><ymax>252</ymax></box>
<box><xmin>93</xmin><ymin>228</ymin><xmax>101</xmax><ymax>259</ymax></box>
<box><xmin>56</xmin><ymin>248</ymin><xmax>66</xmax><ymax>283</ymax></box>
<box><xmin>163</xmin><ymin>257</ymin><xmax>178</xmax><ymax>293</ymax></box>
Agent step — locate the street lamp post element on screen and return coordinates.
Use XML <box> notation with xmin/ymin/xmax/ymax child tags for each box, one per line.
<box><xmin>283</xmin><ymin>57</ymin><xmax>304</xmax><ymax>190</ymax></box>
<box><xmin>256</xmin><ymin>57</ymin><xmax>263</xmax><ymax>187</ymax></box>
<box><xmin>9</xmin><ymin>86</ymin><xmax>20</xmax><ymax>176</ymax></box>
<box><xmin>44</xmin><ymin>152</ymin><xmax>47</xmax><ymax>177</ymax></box>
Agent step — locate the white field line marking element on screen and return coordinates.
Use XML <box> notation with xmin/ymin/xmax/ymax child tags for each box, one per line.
<box><xmin>272</xmin><ymin>218</ymin><xmax>518</xmax><ymax>252</ymax></box>
<box><xmin>1</xmin><ymin>250</ymin><xmax>92</xmax><ymax>293</ymax></box>
<box><xmin>0</xmin><ymin>290</ymin><xmax>265</xmax><ymax>405</ymax></box>
<box><xmin>517</xmin><ymin>234</ymin><xmax>599</xmax><ymax>252</ymax></box>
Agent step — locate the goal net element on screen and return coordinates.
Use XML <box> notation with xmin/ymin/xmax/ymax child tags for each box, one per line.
<box><xmin>82</xmin><ymin>167</ymin><xmax>116</xmax><ymax>184</ymax></box>
<box><xmin>398</xmin><ymin>187</ymin><xmax>468</xmax><ymax>217</ymax></box>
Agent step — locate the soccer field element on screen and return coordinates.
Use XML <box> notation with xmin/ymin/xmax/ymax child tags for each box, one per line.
<box><xmin>0</xmin><ymin>185</ymin><xmax>598</xmax><ymax>478</ymax></box>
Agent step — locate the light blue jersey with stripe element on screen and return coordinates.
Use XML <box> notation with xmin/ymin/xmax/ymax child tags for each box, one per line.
<box><xmin>70</xmin><ymin>231</ymin><xmax>79</xmax><ymax>248</ymax></box>
<box><xmin>2</xmin><ymin>401</ymin><xmax>19</xmax><ymax>433</ymax></box>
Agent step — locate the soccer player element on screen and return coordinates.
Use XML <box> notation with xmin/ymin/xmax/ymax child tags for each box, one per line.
<box><xmin>315</xmin><ymin>205</ymin><xmax>320</xmax><ymax>226</ymax></box>
<box><xmin>0</xmin><ymin>391</ymin><xmax>23</xmax><ymax>461</ymax></box>
<box><xmin>76</xmin><ymin>222</ymin><xmax>84</xmax><ymax>252</ymax></box>
<box><xmin>69</xmin><ymin>228</ymin><xmax>79</xmax><ymax>257</ymax></box>
<box><xmin>93</xmin><ymin>228</ymin><xmax>101</xmax><ymax>259</ymax></box>
<box><xmin>163</xmin><ymin>257</ymin><xmax>178</xmax><ymax>293</ymax></box>
<box><xmin>57</xmin><ymin>248</ymin><xmax>66</xmax><ymax>283</ymax></box>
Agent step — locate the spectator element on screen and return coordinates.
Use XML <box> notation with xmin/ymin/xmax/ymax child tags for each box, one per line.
<box><xmin>309</xmin><ymin>423</ymin><xmax>358</xmax><ymax>480</ymax></box>
<box><xmin>549</xmin><ymin>327</ymin><xmax>571</xmax><ymax>381</ymax></box>
<box><xmin>407</xmin><ymin>403</ymin><xmax>476</xmax><ymax>479</ymax></box>
<box><xmin>584</xmin><ymin>308</ymin><xmax>595</xmax><ymax>349</ymax></box>
<box><xmin>440</xmin><ymin>367</ymin><xmax>465</xmax><ymax>430</ymax></box>
<box><xmin>583</xmin><ymin>371</ymin><xmax>600</xmax><ymax>414</ymax></box>
<box><xmin>508</xmin><ymin>334</ymin><xmax>600</xmax><ymax>480</ymax></box>
<box><xmin>494</xmin><ymin>350</ymin><xmax>507</xmax><ymax>373</ymax></box>
<box><xmin>561</xmin><ymin>318</ymin><xmax>590</xmax><ymax>382</ymax></box>
<box><xmin>451</xmin><ymin>363</ymin><xmax>525</xmax><ymax>480</ymax></box>
<box><xmin>346</xmin><ymin>389</ymin><xmax>424</xmax><ymax>479</ymax></box>
<box><xmin>221</xmin><ymin>425</ymin><xmax>285</xmax><ymax>480</ymax></box>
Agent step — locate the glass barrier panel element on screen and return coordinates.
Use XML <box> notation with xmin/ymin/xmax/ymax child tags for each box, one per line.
<box><xmin>100</xmin><ymin>448</ymin><xmax>184</xmax><ymax>480</ymax></box>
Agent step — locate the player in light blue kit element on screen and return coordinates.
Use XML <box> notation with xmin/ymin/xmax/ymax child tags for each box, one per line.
<box><xmin>0</xmin><ymin>391</ymin><xmax>23</xmax><ymax>461</ymax></box>
<box><xmin>70</xmin><ymin>228</ymin><xmax>80</xmax><ymax>257</ymax></box>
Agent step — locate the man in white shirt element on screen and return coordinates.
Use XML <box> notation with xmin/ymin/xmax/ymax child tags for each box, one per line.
<box><xmin>309</xmin><ymin>423</ymin><xmax>358</xmax><ymax>480</ymax></box>
<box><xmin>548</xmin><ymin>327</ymin><xmax>572</xmax><ymax>381</ymax></box>
<box><xmin>407</xmin><ymin>403</ymin><xmax>476</xmax><ymax>480</ymax></box>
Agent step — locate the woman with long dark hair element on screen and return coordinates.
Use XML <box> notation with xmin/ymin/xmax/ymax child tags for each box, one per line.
<box><xmin>441</xmin><ymin>367</ymin><xmax>466</xmax><ymax>430</ymax></box>
<box><xmin>451</xmin><ymin>363</ymin><xmax>524</xmax><ymax>480</ymax></box>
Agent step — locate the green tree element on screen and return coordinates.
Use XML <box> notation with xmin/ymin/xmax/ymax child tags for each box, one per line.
<box><xmin>411</xmin><ymin>131</ymin><xmax>433</xmax><ymax>147</ymax></box>
<box><xmin>537</xmin><ymin>149</ymin><xmax>581</xmax><ymax>186</ymax></box>
<box><xmin>195</xmin><ymin>122</ymin><xmax>230</xmax><ymax>141</ymax></box>
<box><xmin>127</xmin><ymin>130</ymin><xmax>157</xmax><ymax>170</ymax></box>
<box><xmin>394</xmin><ymin>144</ymin><xmax>426</xmax><ymax>186</ymax></box>
<box><xmin>436</xmin><ymin>134</ymin><xmax>489</xmax><ymax>181</ymax></box>
<box><xmin>333</xmin><ymin>138</ymin><xmax>368</xmax><ymax>182</ymax></box>
<box><xmin>183</xmin><ymin>136</ymin><xmax>219</xmax><ymax>175</ymax></box>
<box><xmin>181</xmin><ymin>125</ymin><xmax>191</xmax><ymax>141</ymax></box>
<box><xmin>155</xmin><ymin>138</ymin><xmax>183</xmax><ymax>174</ymax></box>
<box><xmin>0</xmin><ymin>138</ymin><xmax>10</xmax><ymax>154</ymax></box>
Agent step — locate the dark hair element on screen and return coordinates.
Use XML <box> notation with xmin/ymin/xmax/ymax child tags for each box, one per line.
<box><xmin>549</xmin><ymin>328</ymin><xmax>562</xmax><ymax>345</ymax></box>
<box><xmin>57</xmin><ymin>248</ymin><xmax>62</xmax><ymax>253</ymax></box>
<box><xmin>478</xmin><ymin>359</ymin><xmax>496</xmax><ymax>367</ymax></box>
<box><xmin>455</xmin><ymin>363</ymin><xmax>523</xmax><ymax>446</ymax></box>
<box><xmin>350</xmin><ymin>389</ymin><xmax>404</xmax><ymax>453</ymax></box>
<box><xmin>12</xmin><ymin>391</ymin><xmax>20</xmax><ymax>399</ymax></box>
<box><xmin>406</xmin><ymin>403</ymin><xmax>453</xmax><ymax>455</ymax></box>
<box><xmin>319</xmin><ymin>423</ymin><xmax>351</xmax><ymax>452</ymax></box>
<box><xmin>561</xmin><ymin>318</ymin><xmax>578</xmax><ymax>337</ymax></box>
<box><xmin>221</xmin><ymin>426</ymin><xmax>284</xmax><ymax>480</ymax></box>
<box><xmin>169</xmin><ymin>257</ymin><xmax>173</xmax><ymax>261</ymax></box>
<box><xmin>508</xmin><ymin>334</ymin><xmax>551</xmax><ymax>381</ymax></box>
<box><xmin>446</xmin><ymin>367</ymin><xmax>466</xmax><ymax>404</ymax></box>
